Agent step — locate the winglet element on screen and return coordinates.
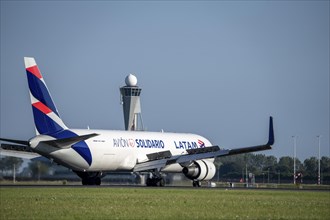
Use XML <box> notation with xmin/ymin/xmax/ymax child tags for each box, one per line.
<box><xmin>267</xmin><ymin>116</ymin><xmax>274</xmax><ymax>146</ymax></box>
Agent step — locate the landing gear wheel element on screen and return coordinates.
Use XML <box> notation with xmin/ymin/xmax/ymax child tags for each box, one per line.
<box><xmin>95</xmin><ymin>177</ymin><xmax>101</xmax><ymax>185</ymax></box>
<box><xmin>193</xmin><ymin>180</ymin><xmax>201</xmax><ymax>187</ymax></box>
<box><xmin>146</xmin><ymin>178</ymin><xmax>153</xmax><ymax>186</ymax></box>
<box><xmin>82</xmin><ymin>179</ymin><xmax>88</xmax><ymax>185</ymax></box>
<box><xmin>146</xmin><ymin>177</ymin><xmax>165</xmax><ymax>187</ymax></box>
<box><xmin>159</xmin><ymin>178</ymin><xmax>165</xmax><ymax>187</ymax></box>
<box><xmin>81</xmin><ymin>177</ymin><xmax>101</xmax><ymax>185</ymax></box>
<box><xmin>75</xmin><ymin>171</ymin><xmax>102</xmax><ymax>185</ymax></box>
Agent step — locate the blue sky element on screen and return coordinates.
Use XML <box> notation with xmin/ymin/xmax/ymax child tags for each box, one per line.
<box><xmin>1</xmin><ymin>1</ymin><xmax>329</xmax><ymax>161</ymax></box>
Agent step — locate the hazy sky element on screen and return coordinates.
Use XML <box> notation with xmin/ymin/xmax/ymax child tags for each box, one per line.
<box><xmin>1</xmin><ymin>1</ymin><xmax>329</xmax><ymax>161</ymax></box>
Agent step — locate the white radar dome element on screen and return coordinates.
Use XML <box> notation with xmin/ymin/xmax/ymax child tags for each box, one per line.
<box><xmin>125</xmin><ymin>74</ymin><xmax>138</xmax><ymax>87</ymax></box>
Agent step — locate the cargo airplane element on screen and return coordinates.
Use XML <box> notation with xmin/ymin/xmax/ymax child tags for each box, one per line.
<box><xmin>0</xmin><ymin>57</ymin><xmax>274</xmax><ymax>186</ymax></box>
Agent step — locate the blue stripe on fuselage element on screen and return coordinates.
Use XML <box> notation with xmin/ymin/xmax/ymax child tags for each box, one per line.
<box><xmin>50</xmin><ymin>130</ymin><xmax>92</xmax><ymax>166</ymax></box>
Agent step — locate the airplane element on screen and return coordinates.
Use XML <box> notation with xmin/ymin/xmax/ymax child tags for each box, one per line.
<box><xmin>0</xmin><ymin>57</ymin><xmax>274</xmax><ymax>187</ymax></box>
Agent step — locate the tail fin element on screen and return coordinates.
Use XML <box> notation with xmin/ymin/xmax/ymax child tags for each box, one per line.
<box><xmin>25</xmin><ymin>57</ymin><xmax>68</xmax><ymax>135</ymax></box>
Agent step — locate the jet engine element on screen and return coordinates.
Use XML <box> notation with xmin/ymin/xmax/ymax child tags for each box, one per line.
<box><xmin>182</xmin><ymin>159</ymin><xmax>216</xmax><ymax>181</ymax></box>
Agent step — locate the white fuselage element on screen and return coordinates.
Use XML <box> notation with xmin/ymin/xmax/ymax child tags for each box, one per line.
<box><xmin>29</xmin><ymin>129</ymin><xmax>213</xmax><ymax>172</ymax></box>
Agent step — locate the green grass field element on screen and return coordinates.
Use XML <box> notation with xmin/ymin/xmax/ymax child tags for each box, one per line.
<box><xmin>1</xmin><ymin>187</ymin><xmax>329</xmax><ymax>219</ymax></box>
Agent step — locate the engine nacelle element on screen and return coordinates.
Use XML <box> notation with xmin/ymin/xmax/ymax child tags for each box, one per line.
<box><xmin>182</xmin><ymin>159</ymin><xmax>216</xmax><ymax>181</ymax></box>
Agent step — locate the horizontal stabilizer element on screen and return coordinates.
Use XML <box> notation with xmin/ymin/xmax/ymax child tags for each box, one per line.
<box><xmin>41</xmin><ymin>133</ymin><xmax>99</xmax><ymax>149</ymax></box>
<box><xmin>0</xmin><ymin>143</ymin><xmax>40</xmax><ymax>160</ymax></box>
<box><xmin>0</xmin><ymin>149</ymin><xmax>41</xmax><ymax>160</ymax></box>
<box><xmin>1</xmin><ymin>143</ymin><xmax>33</xmax><ymax>152</ymax></box>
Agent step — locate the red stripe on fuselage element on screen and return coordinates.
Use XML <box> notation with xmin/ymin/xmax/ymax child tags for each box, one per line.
<box><xmin>33</xmin><ymin>101</ymin><xmax>52</xmax><ymax>114</ymax></box>
<box><xmin>27</xmin><ymin>65</ymin><xmax>42</xmax><ymax>79</ymax></box>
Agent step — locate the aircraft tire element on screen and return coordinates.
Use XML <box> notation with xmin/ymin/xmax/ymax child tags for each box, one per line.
<box><xmin>193</xmin><ymin>180</ymin><xmax>201</xmax><ymax>187</ymax></box>
<box><xmin>146</xmin><ymin>177</ymin><xmax>165</xmax><ymax>187</ymax></box>
<box><xmin>95</xmin><ymin>177</ymin><xmax>101</xmax><ymax>185</ymax></box>
<box><xmin>158</xmin><ymin>178</ymin><xmax>165</xmax><ymax>187</ymax></box>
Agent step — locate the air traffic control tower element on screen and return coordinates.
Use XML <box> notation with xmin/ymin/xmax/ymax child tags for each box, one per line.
<box><xmin>120</xmin><ymin>74</ymin><xmax>144</xmax><ymax>131</ymax></box>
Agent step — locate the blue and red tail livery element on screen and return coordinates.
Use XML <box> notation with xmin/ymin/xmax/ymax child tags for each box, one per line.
<box><xmin>25</xmin><ymin>57</ymin><xmax>68</xmax><ymax>135</ymax></box>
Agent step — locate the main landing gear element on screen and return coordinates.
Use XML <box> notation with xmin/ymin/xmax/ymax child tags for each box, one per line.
<box><xmin>75</xmin><ymin>171</ymin><xmax>102</xmax><ymax>185</ymax></box>
<box><xmin>146</xmin><ymin>172</ymin><xmax>165</xmax><ymax>187</ymax></box>
<box><xmin>192</xmin><ymin>180</ymin><xmax>201</xmax><ymax>187</ymax></box>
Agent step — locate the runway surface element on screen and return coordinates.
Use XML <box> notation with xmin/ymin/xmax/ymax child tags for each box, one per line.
<box><xmin>1</xmin><ymin>184</ymin><xmax>329</xmax><ymax>192</ymax></box>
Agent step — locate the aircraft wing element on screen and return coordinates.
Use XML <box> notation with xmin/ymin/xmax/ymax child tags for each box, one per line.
<box><xmin>134</xmin><ymin>117</ymin><xmax>274</xmax><ymax>172</ymax></box>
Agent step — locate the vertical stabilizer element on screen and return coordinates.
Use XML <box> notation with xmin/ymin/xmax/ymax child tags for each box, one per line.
<box><xmin>25</xmin><ymin>57</ymin><xmax>68</xmax><ymax>135</ymax></box>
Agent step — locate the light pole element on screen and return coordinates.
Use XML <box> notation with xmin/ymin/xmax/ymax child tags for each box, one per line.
<box><xmin>262</xmin><ymin>172</ymin><xmax>264</xmax><ymax>184</ymax></box>
<box><xmin>245</xmin><ymin>163</ymin><xmax>248</xmax><ymax>188</ymax></box>
<box><xmin>13</xmin><ymin>163</ymin><xmax>16</xmax><ymax>184</ymax></box>
<box><xmin>317</xmin><ymin>135</ymin><xmax>321</xmax><ymax>185</ymax></box>
<box><xmin>267</xmin><ymin>168</ymin><xmax>270</xmax><ymax>184</ymax></box>
<box><xmin>292</xmin><ymin>136</ymin><xmax>297</xmax><ymax>184</ymax></box>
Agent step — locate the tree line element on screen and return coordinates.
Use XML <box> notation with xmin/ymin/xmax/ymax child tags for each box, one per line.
<box><xmin>214</xmin><ymin>154</ymin><xmax>330</xmax><ymax>184</ymax></box>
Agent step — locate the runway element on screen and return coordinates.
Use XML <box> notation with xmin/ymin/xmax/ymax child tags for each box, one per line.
<box><xmin>1</xmin><ymin>183</ymin><xmax>329</xmax><ymax>192</ymax></box>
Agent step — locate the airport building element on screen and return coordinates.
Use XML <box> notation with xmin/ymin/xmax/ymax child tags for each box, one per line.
<box><xmin>120</xmin><ymin>74</ymin><xmax>144</xmax><ymax>131</ymax></box>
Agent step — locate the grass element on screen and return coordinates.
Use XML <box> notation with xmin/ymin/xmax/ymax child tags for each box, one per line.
<box><xmin>1</xmin><ymin>187</ymin><xmax>329</xmax><ymax>219</ymax></box>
